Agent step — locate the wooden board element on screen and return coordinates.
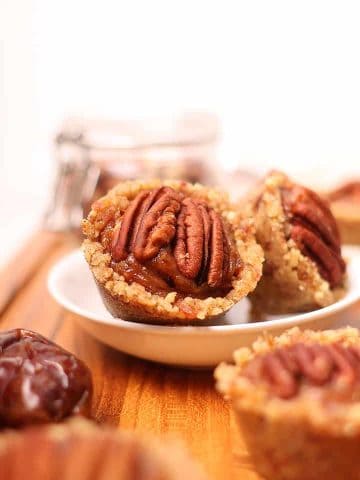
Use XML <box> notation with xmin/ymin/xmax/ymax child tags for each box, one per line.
<box><xmin>2</xmin><ymin>232</ymin><xmax>359</xmax><ymax>479</ymax></box>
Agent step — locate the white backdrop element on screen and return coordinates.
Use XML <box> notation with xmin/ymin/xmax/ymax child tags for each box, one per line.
<box><xmin>2</xmin><ymin>0</ymin><xmax>360</xmax><ymax>265</ymax></box>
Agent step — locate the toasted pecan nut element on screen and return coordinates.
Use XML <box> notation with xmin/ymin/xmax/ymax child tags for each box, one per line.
<box><xmin>291</xmin><ymin>224</ymin><xmax>345</xmax><ymax>288</ymax></box>
<box><xmin>282</xmin><ymin>185</ymin><xmax>345</xmax><ymax>288</ymax></box>
<box><xmin>174</xmin><ymin>197</ymin><xmax>205</xmax><ymax>280</ymax></box>
<box><xmin>197</xmin><ymin>201</ymin><xmax>212</xmax><ymax>282</ymax></box>
<box><xmin>242</xmin><ymin>342</ymin><xmax>360</xmax><ymax>399</ymax></box>
<box><xmin>133</xmin><ymin>188</ymin><xmax>183</xmax><ymax>262</ymax></box>
<box><xmin>283</xmin><ymin>186</ymin><xmax>340</xmax><ymax>250</ymax></box>
<box><xmin>207</xmin><ymin>209</ymin><xmax>226</xmax><ymax>288</ymax></box>
<box><xmin>112</xmin><ymin>187</ymin><xmax>183</xmax><ymax>262</ymax></box>
<box><xmin>111</xmin><ymin>186</ymin><xmax>240</xmax><ymax>294</ymax></box>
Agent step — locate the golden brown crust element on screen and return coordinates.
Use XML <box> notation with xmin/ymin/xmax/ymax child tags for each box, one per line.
<box><xmin>247</xmin><ymin>171</ymin><xmax>346</xmax><ymax>315</ymax></box>
<box><xmin>216</xmin><ymin>327</ymin><xmax>360</xmax><ymax>480</ymax></box>
<box><xmin>82</xmin><ymin>180</ymin><xmax>264</xmax><ymax>324</ymax></box>
<box><xmin>0</xmin><ymin>418</ymin><xmax>207</xmax><ymax>480</ymax></box>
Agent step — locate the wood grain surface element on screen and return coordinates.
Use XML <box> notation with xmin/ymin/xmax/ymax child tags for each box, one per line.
<box><xmin>1</xmin><ymin>231</ymin><xmax>359</xmax><ymax>479</ymax></box>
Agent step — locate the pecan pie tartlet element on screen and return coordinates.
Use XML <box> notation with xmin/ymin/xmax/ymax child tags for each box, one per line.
<box><xmin>82</xmin><ymin>180</ymin><xmax>263</xmax><ymax>324</ymax></box>
<box><xmin>216</xmin><ymin>327</ymin><xmax>360</xmax><ymax>480</ymax></box>
<box><xmin>0</xmin><ymin>418</ymin><xmax>207</xmax><ymax>480</ymax></box>
<box><xmin>248</xmin><ymin>170</ymin><xmax>346</xmax><ymax>314</ymax></box>
<box><xmin>327</xmin><ymin>181</ymin><xmax>360</xmax><ymax>244</ymax></box>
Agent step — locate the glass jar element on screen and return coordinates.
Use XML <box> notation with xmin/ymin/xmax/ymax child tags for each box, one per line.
<box><xmin>44</xmin><ymin>112</ymin><xmax>220</xmax><ymax>231</ymax></box>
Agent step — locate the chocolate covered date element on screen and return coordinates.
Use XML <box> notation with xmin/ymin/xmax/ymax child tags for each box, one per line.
<box><xmin>0</xmin><ymin>329</ymin><xmax>92</xmax><ymax>428</ymax></box>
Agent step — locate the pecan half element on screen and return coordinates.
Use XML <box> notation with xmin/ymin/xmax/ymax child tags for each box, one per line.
<box><xmin>243</xmin><ymin>343</ymin><xmax>360</xmax><ymax>399</ymax></box>
<box><xmin>111</xmin><ymin>187</ymin><xmax>240</xmax><ymax>291</ymax></box>
<box><xmin>291</xmin><ymin>225</ymin><xmax>345</xmax><ymax>288</ymax></box>
<box><xmin>282</xmin><ymin>185</ymin><xmax>345</xmax><ymax>288</ymax></box>
<box><xmin>197</xmin><ymin>201</ymin><xmax>212</xmax><ymax>283</ymax></box>
<box><xmin>112</xmin><ymin>187</ymin><xmax>183</xmax><ymax>262</ymax></box>
<box><xmin>173</xmin><ymin>198</ymin><xmax>205</xmax><ymax>280</ymax></box>
<box><xmin>207</xmin><ymin>210</ymin><xmax>225</xmax><ymax>288</ymax></box>
<box><xmin>133</xmin><ymin>188</ymin><xmax>183</xmax><ymax>262</ymax></box>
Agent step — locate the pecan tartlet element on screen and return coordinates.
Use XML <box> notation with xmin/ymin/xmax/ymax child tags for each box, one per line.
<box><xmin>0</xmin><ymin>418</ymin><xmax>207</xmax><ymax>480</ymax></box>
<box><xmin>248</xmin><ymin>170</ymin><xmax>346</xmax><ymax>314</ymax></box>
<box><xmin>82</xmin><ymin>180</ymin><xmax>263</xmax><ymax>324</ymax></box>
<box><xmin>216</xmin><ymin>327</ymin><xmax>360</xmax><ymax>480</ymax></box>
<box><xmin>327</xmin><ymin>181</ymin><xmax>360</xmax><ymax>244</ymax></box>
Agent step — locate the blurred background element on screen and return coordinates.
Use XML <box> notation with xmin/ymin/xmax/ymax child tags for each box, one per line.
<box><xmin>2</xmin><ymin>0</ymin><xmax>360</xmax><ymax>266</ymax></box>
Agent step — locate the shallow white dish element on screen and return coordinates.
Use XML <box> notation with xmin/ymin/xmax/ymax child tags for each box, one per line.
<box><xmin>48</xmin><ymin>247</ymin><xmax>360</xmax><ymax>367</ymax></box>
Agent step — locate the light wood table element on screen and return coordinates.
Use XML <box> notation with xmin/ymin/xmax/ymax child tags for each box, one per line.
<box><xmin>1</xmin><ymin>231</ymin><xmax>359</xmax><ymax>480</ymax></box>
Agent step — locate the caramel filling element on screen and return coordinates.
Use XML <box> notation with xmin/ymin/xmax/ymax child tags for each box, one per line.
<box><xmin>281</xmin><ymin>185</ymin><xmax>345</xmax><ymax>288</ymax></box>
<box><xmin>100</xmin><ymin>187</ymin><xmax>241</xmax><ymax>298</ymax></box>
<box><xmin>243</xmin><ymin>342</ymin><xmax>360</xmax><ymax>399</ymax></box>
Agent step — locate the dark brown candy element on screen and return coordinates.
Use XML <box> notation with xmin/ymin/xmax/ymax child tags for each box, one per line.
<box><xmin>0</xmin><ymin>329</ymin><xmax>92</xmax><ymax>428</ymax></box>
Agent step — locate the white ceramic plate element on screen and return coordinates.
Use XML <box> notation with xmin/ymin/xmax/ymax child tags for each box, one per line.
<box><xmin>48</xmin><ymin>247</ymin><xmax>360</xmax><ymax>367</ymax></box>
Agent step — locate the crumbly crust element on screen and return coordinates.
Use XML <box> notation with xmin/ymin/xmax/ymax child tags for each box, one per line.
<box><xmin>249</xmin><ymin>171</ymin><xmax>345</xmax><ymax>315</ymax></box>
<box><xmin>82</xmin><ymin>179</ymin><xmax>264</xmax><ymax>324</ymax></box>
